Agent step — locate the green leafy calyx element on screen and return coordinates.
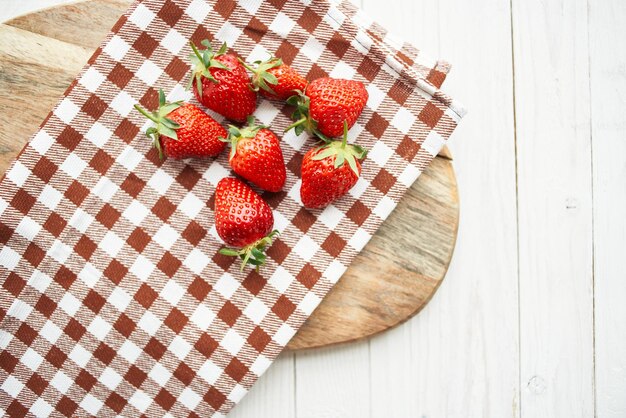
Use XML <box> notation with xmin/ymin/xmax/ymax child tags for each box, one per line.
<box><xmin>219</xmin><ymin>116</ymin><xmax>266</xmax><ymax>160</ymax></box>
<box><xmin>311</xmin><ymin>122</ymin><xmax>367</xmax><ymax>176</ymax></box>
<box><xmin>219</xmin><ymin>230</ymin><xmax>280</xmax><ymax>271</ymax></box>
<box><xmin>239</xmin><ymin>56</ymin><xmax>282</xmax><ymax>95</ymax></box>
<box><xmin>284</xmin><ymin>90</ymin><xmax>331</xmax><ymax>142</ymax></box>
<box><xmin>134</xmin><ymin>89</ymin><xmax>183</xmax><ymax>159</ymax></box>
<box><xmin>187</xmin><ymin>40</ymin><xmax>230</xmax><ymax>95</ymax></box>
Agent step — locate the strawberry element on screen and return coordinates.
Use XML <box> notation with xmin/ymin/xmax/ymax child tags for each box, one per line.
<box><xmin>215</xmin><ymin>177</ymin><xmax>278</xmax><ymax>270</ymax></box>
<box><xmin>300</xmin><ymin>122</ymin><xmax>367</xmax><ymax>209</ymax></box>
<box><xmin>286</xmin><ymin>77</ymin><xmax>368</xmax><ymax>140</ymax></box>
<box><xmin>240</xmin><ymin>56</ymin><xmax>308</xmax><ymax>100</ymax></box>
<box><xmin>188</xmin><ymin>40</ymin><xmax>257</xmax><ymax>122</ymax></box>
<box><xmin>134</xmin><ymin>89</ymin><xmax>227</xmax><ymax>159</ymax></box>
<box><xmin>222</xmin><ymin>116</ymin><xmax>286</xmax><ymax>192</ymax></box>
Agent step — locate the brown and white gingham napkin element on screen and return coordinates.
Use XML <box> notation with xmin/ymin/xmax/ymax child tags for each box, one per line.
<box><xmin>0</xmin><ymin>0</ymin><xmax>465</xmax><ymax>416</ymax></box>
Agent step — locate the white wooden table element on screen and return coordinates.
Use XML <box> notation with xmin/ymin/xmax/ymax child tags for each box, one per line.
<box><xmin>3</xmin><ymin>0</ymin><xmax>625</xmax><ymax>416</ymax></box>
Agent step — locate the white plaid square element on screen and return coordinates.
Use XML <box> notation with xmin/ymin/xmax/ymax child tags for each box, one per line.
<box><xmin>21</xmin><ymin>348</ymin><xmax>44</xmax><ymax>372</ymax></box>
<box><xmin>250</xmin><ymin>354</ymin><xmax>272</xmax><ymax>376</ymax></box>
<box><xmin>60</xmin><ymin>153</ymin><xmax>87</xmax><ymax>179</ymax></box>
<box><xmin>269</xmin><ymin>12</ymin><xmax>296</xmax><ymax>38</ymax></box>
<box><xmin>273</xmin><ymin>323</ymin><xmax>296</xmax><ymax>346</ymax></box>
<box><xmin>129</xmin><ymin>255</ymin><xmax>156</xmax><ymax>282</ymax></box>
<box><xmin>373</xmin><ymin>196</ymin><xmax>396</xmax><ymax>220</ymax></box>
<box><xmin>128</xmin><ymin>3</ymin><xmax>155</xmax><ymax>30</ymax></box>
<box><xmin>198</xmin><ymin>359</ymin><xmax>221</xmax><ymax>384</ymax></box>
<box><xmin>214</xmin><ymin>273</ymin><xmax>239</xmax><ymax>299</ymax></box>
<box><xmin>86</xmin><ymin>122</ymin><xmax>113</xmax><ymax>148</ymax></box>
<box><xmin>148</xmin><ymin>363</ymin><xmax>172</xmax><ymax>386</ymax></box>
<box><xmin>269</xmin><ymin>266</ymin><xmax>293</xmax><ymax>293</ymax></box>
<box><xmin>329</xmin><ymin>61</ymin><xmax>356</xmax><ymax>79</ymax></box>
<box><xmin>48</xmin><ymin>239</ymin><xmax>72</xmax><ymax>264</ymax></box>
<box><xmin>179</xmin><ymin>192</ymin><xmax>204</xmax><ymax>219</ymax></box>
<box><xmin>15</xmin><ymin>216</ymin><xmax>41</xmax><ymax>241</ymax></box>
<box><xmin>99</xmin><ymin>231</ymin><xmax>125</xmax><ymax>258</ymax></box>
<box><xmin>79</xmin><ymin>67</ymin><xmax>106</xmax><ymax>93</ymax></box>
<box><xmin>138</xmin><ymin>311</ymin><xmax>162</xmax><ymax>336</ymax></box>
<box><xmin>368</xmin><ymin>140</ymin><xmax>394</xmax><ymax>167</ymax></box>
<box><xmin>185</xmin><ymin>0</ymin><xmax>211</xmax><ymax>23</ymax></box>
<box><xmin>293</xmin><ymin>235</ymin><xmax>320</xmax><ymax>261</ymax></box>
<box><xmin>421</xmin><ymin>130</ymin><xmax>446</xmax><ymax>156</ymax></box>
<box><xmin>191</xmin><ymin>304</ymin><xmax>216</xmax><ymax>330</ymax></box>
<box><xmin>87</xmin><ymin>316</ymin><xmax>112</xmax><ymax>341</ymax></box>
<box><xmin>99</xmin><ymin>367</ymin><xmax>123</xmax><ymax>390</ymax></box>
<box><xmin>301</xmin><ymin>36</ymin><xmax>325</xmax><ymax>62</ymax></box>
<box><xmin>68</xmin><ymin>208</ymin><xmax>94</xmax><ymax>233</ymax></box>
<box><xmin>29</xmin><ymin>130</ymin><xmax>54</xmax><ymax>155</ymax></box>
<box><xmin>221</xmin><ymin>329</ymin><xmax>246</xmax><ymax>356</ymax></box>
<box><xmin>228</xmin><ymin>384</ymin><xmax>248</xmax><ymax>403</ymax></box>
<box><xmin>170</xmin><ymin>336</ymin><xmax>193</xmax><ymax>360</ymax></box>
<box><xmin>215</xmin><ymin>21</ymin><xmax>243</xmax><ymax>46</ymax></box>
<box><xmin>243</xmin><ymin>298</ymin><xmax>269</xmax><ymax>325</ymax></box>
<box><xmin>148</xmin><ymin>168</ymin><xmax>175</xmax><ymax>195</ymax></box>
<box><xmin>348</xmin><ymin>227</ymin><xmax>371</xmax><ymax>251</ymax></box>
<box><xmin>103</xmin><ymin>35</ymin><xmax>131</xmax><ymax>61</ymax></box>
<box><xmin>50</xmin><ymin>371</ymin><xmax>73</xmax><ymax>394</ymax></box>
<box><xmin>79</xmin><ymin>262</ymin><xmax>101</xmax><ymax>288</ymax></box>
<box><xmin>39</xmin><ymin>321</ymin><xmax>63</xmax><ymax>344</ymax></box>
<box><xmin>123</xmin><ymin>199</ymin><xmax>150</xmax><ymax>225</ymax></box>
<box><xmin>80</xmin><ymin>394</ymin><xmax>104</xmax><ymax>416</ymax></box>
<box><xmin>398</xmin><ymin>163</ymin><xmax>420</xmax><ymax>187</ymax></box>
<box><xmin>30</xmin><ymin>398</ymin><xmax>54</xmax><ymax>417</ymax></box>
<box><xmin>324</xmin><ymin>259</ymin><xmax>347</xmax><ymax>284</ymax></box>
<box><xmin>110</xmin><ymin>90</ymin><xmax>136</xmax><ymax>117</ymax></box>
<box><xmin>93</xmin><ymin>176</ymin><xmax>119</xmax><ymax>202</ymax></box>
<box><xmin>136</xmin><ymin>60</ymin><xmax>163</xmax><ymax>86</ymax></box>
<box><xmin>183</xmin><ymin>248</ymin><xmax>209</xmax><ymax>274</ymax></box>
<box><xmin>68</xmin><ymin>344</ymin><xmax>92</xmax><ymax>368</ymax></box>
<box><xmin>108</xmin><ymin>287</ymin><xmax>132</xmax><ymax>312</ymax></box>
<box><xmin>391</xmin><ymin>107</ymin><xmax>417</xmax><ymax>134</ymax></box>
<box><xmin>28</xmin><ymin>270</ymin><xmax>52</xmax><ymax>294</ymax></box>
<box><xmin>58</xmin><ymin>293</ymin><xmax>81</xmax><ymax>316</ymax></box>
<box><xmin>54</xmin><ymin>98</ymin><xmax>80</xmax><ymax>124</ymax></box>
<box><xmin>298</xmin><ymin>292</ymin><xmax>322</xmax><ymax>315</ymax></box>
<box><xmin>153</xmin><ymin>224</ymin><xmax>180</xmax><ymax>250</ymax></box>
<box><xmin>1</xmin><ymin>375</ymin><xmax>24</xmax><ymax>398</ymax></box>
<box><xmin>117</xmin><ymin>145</ymin><xmax>144</xmax><ymax>171</ymax></box>
<box><xmin>0</xmin><ymin>246</ymin><xmax>20</xmax><ymax>271</ymax></box>
<box><xmin>179</xmin><ymin>387</ymin><xmax>202</xmax><ymax>410</ymax></box>
<box><xmin>161</xmin><ymin>280</ymin><xmax>185</xmax><ymax>305</ymax></box>
<box><xmin>6</xmin><ymin>161</ymin><xmax>30</xmax><ymax>187</ymax></box>
<box><xmin>38</xmin><ymin>184</ymin><xmax>62</xmax><ymax>210</ymax></box>
<box><xmin>162</xmin><ymin>28</ymin><xmax>188</xmax><ymax>55</ymax></box>
<box><xmin>128</xmin><ymin>390</ymin><xmax>152</xmax><ymax>413</ymax></box>
<box><xmin>119</xmin><ymin>340</ymin><xmax>142</xmax><ymax>363</ymax></box>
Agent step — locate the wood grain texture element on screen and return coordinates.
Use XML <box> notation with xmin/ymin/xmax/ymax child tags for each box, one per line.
<box><xmin>512</xmin><ymin>0</ymin><xmax>594</xmax><ymax>416</ymax></box>
<box><xmin>589</xmin><ymin>0</ymin><xmax>626</xmax><ymax>416</ymax></box>
<box><xmin>365</xmin><ymin>0</ymin><xmax>521</xmax><ymax>417</ymax></box>
<box><xmin>0</xmin><ymin>0</ymin><xmax>459</xmax><ymax>352</ymax></box>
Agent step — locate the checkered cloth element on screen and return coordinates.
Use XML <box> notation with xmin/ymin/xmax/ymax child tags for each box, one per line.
<box><xmin>0</xmin><ymin>0</ymin><xmax>465</xmax><ymax>416</ymax></box>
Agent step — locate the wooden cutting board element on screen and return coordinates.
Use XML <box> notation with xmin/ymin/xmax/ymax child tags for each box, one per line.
<box><xmin>0</xmin><ymin>0</ymin><xmax>459</xmax><ymax>351</ymax></box>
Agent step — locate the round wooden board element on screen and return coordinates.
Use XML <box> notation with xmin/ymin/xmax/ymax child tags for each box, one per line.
<box><xmin>0</xmin><ymin>0</ymin><xmax>459</xmax><ymax>351</ymax></box>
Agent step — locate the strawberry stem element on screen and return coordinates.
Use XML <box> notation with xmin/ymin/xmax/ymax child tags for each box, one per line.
<box><xmin>219</xmin><ymin>230</ymin><xmax>279</xmax><ymax>271</ymax></box>
<box><xmin>133</xmin><ymin>89</ymin><xmax>183</xmax><ymax>160</ymax></box>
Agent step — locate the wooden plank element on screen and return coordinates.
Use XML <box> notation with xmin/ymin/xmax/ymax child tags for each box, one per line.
<box><xmin>511</xmin><ymin>0</ymin><xmax>594</xmax><ymax>416</ymax></box>
<box><xmin>295</xmin><ymin>340</ymin><xmax>371</xmax><ymax>417</ymax></box>
<box><xmin>366</xmin><ymin>0</ymin><xmax>521</xmax><ymax>416</ymax></box>
<box><xmin>589</xmin><ymin>0</ymin><xmax>626</xmax><ymax>416</ymax></box>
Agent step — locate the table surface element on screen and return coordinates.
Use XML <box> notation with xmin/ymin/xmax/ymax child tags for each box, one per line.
<box><xmin>2</xmin><ymin>0</ymin><xmax>625</xmax><ymax>417</ymax></box>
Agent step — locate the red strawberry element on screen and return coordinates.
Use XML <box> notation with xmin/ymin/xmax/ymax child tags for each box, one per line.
<box><xmin>215</xmin><ymin>177</ymin><xmax>278</xmax><ymax>270</ymax></box>
<box><xmin>134</xmin><ymin>89</ymin><xmax>227</xmax><ymax>159</ymax></box>
<box><xmin>240</xmin><ymin>56</ymin><xmax>308</xmax><ymax>100</ymax></box>
<box><xmin>222</xmin><ymin>116</ymin><xmax>286</xmax><ymax>192</ymax></box>
<box><xmin>188</xmin><ymin>40</ymin><xmax>257</xmax><ymax>122</ymax></box>
<box><xmin>300</xmin><ymin>122</ymin><xmax>367</xmax><ymax>209</ymax></box>
<box><xmin>287</xmin><ymin>77</ymin><xmax>368</xmax><ymax>140</ymax></box>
